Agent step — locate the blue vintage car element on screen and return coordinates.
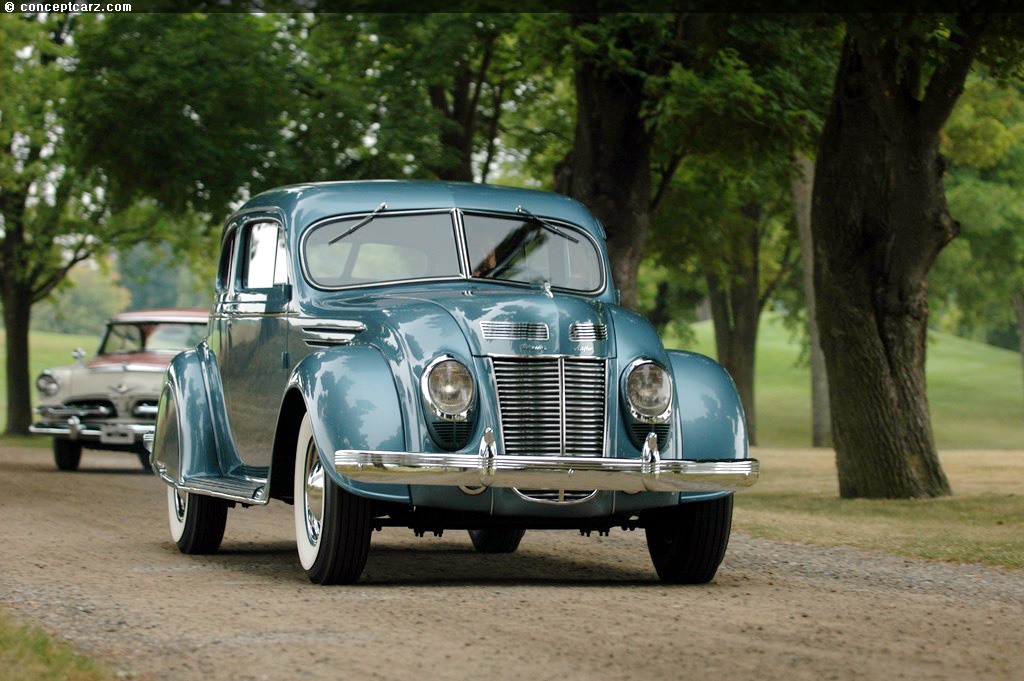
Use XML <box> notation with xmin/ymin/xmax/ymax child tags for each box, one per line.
<box><xmin>150</xmin><ymin>180</ymin><xmax>758</xmax><ymax>584</ymax></box>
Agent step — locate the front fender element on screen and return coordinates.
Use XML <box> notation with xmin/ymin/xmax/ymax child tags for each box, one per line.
<box><xmin>152</xmin><ymin>342</ymin><xmax>237</xmax><ymax>485</ymax></box>
<box><xmin>289</xmin><ymin>345</ymin><xmax>408</xmax><ymax>501</ymax></box>
<box><xmin>668</xmin><ymin>350</ymin><xmax>748</xmax><ymax>461</ymax></box>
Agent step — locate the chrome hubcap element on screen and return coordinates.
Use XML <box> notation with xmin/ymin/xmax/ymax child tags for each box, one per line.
<box><xmin>303</xmin><ymin>439</ymin><xmax>324</xmax><ymax>546</ymax></box>
<box><xmin>173</xmin><ymin>489</ymin><xmax>187</xmax><ymax>522</ymax></box>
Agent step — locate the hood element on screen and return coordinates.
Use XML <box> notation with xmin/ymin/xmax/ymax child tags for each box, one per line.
<box><xmin>315</xmin><ymin>284</ymin><xmax>614</xmax><ymax>365</ymax></box>
<box><xmin>87</xmin><ymin>352</ymin><xmax>176</xmax><ymax>371</ymax></box>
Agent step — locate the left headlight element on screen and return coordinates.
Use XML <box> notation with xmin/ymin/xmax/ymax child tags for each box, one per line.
<box><xmin>625</xmin><ymin>360</ymin><xmax>672</xmax><ymax>421</ymax></box>
<box><xmin>36</xmin><ymin>371</ymin><xmax>60</xmax><ymax>397</ymax></box>
<box><xmin>422</xmin><ymin>356</ymin><xmax>474</xmax><ymax>420</ymax></box>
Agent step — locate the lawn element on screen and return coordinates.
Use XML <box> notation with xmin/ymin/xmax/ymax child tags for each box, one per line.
<box><xmin>735</xmin><ymin>448</ymin><xmax>1024</xmax><ymax>569</ymax></box>
<box><xmin>665</xmin><ymin>315</ymin><xmax>1024</xmax><ymax>449</ymax></box>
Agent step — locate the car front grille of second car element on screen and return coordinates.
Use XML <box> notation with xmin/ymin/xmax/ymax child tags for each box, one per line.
<box><xmin>491</xmin><ymin>357</ymin><xmax>607</xmax><ymax>456</ymax></box>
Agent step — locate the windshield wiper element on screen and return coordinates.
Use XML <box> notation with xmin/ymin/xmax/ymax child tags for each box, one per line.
<box><xmin>516</xmin><ymin>205</ymin><xmax>579</xmax><ymax>245</ymax></box>
<box><xmin>329</xmin><ymin>202</ymin><xmax>388</xmax><ymax>244</ymax></box>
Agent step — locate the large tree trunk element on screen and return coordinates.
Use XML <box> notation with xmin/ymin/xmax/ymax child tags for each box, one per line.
<box><xmin>706</xmin><ymin>267</ymin><xmax>760</xmax><ymax>447</ymax></box>
<box><xmin>2</xmin><ymin>287</ymin><xmax>33</xmax><ymax>435</ymax></box>
<box><xmin>791</xmin><ymin>154</ymin><xmax>832</xmax><ymax>447</ymax></box>
<box><xmin>564</xmin><ymin>15</ymin><xmax>652</xmax><ymax>311</ymax></box>
<box><xmin>811</xmin><ymin>31</ymin><xmax>977</xmax><ymax>499</ymax></box>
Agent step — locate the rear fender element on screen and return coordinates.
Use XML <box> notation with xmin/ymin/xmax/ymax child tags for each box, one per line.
<box><xmin>288</xmin><ymin>346</ymin><xmax>409</xmax><ymax>502</ymax></box>
<box><xmin>668</xmin><ymin>350</ymin><xmax>748</xmax><ymax>461</ymax></box>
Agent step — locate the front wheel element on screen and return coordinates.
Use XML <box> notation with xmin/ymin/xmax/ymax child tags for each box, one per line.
<box><xmin>294</xmin><ymin>413</ymin><xmax>372</xmax><ymax>584</ymax></box>
<box><xmin>167</xmin><ymin>486</ymin><xmax>228</xmax><ymax>554</ymax></box>
<box><xmin>644</xmin><ymin>495</ymin><xmax>733</xmax><ymax>584</ymax></box>
<box><xmin>53</xmin><ymin>439</ymin><xmax>82</xmax><ymax>471</ymax></box>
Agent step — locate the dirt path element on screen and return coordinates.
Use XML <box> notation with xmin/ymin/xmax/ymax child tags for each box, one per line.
<box><xmin>1</xmin><ymin>445</ymin><xmax>1021</xmax><ymax>680</ymax></box>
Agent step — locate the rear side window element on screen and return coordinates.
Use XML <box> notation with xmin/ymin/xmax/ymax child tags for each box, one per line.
<box><xmin>216</xmin><ymin>231</ymin><xmax>237</xmax><ymax>292</ymax></box>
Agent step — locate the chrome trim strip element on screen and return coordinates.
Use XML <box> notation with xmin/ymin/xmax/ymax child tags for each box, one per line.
<box><xmin>480</xmin><ymin>321</ymin><xmax>550</xmax><ymax>341</ymax></box>
<box><xmin>334</xmin><ymin>431</ymin><xmax>759</xmax><ymax>494</ymax></box>
<box><xmin>301</xmin><ymin>320</ymin><xmax>366</xmax><ymax>347</ymax></box>
<box><xmin>37</xmin><ymin>405</ymin><xmax>113</xmax><ymax>418</ymax></box>
<box><xmin>569</xmin><ymin>321</ymin><xmax>608</xmax><ymax>341</ymax></box>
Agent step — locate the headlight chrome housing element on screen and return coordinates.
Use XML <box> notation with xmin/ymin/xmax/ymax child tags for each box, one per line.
<box><xmin>36</xmin><ymin>371</ymin><xmax>60</xmax><ymax>397</ymax></box>
<box><xmin>421</xmin><ymin>355</ymin><xmax>475</xmax><ymax>421</ymax></box>
<box><xmin>624</xmin><ymin>359</ymin><xmax>672</xmax><ymax>423</ymax></box>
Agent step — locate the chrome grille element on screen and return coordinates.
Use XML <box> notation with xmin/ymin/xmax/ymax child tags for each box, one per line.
<box><xmin>491</xmin><ymin>357</ymin><xmax>606</xmax><ymax>456</ymax></box>
<box><xmin>480</xmin><ymin>321</ymin><xmax>549</xmax><ymax>341</ymax></box>
<box><xmin>569</xmin><ymin>322</ymin><xmax>608</xmax><ymax>341</ymax></box>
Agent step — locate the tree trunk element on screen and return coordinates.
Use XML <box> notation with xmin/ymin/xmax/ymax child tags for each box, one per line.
<box><xmin>811</xmin><ymin>33</ymin><xmax>968</xmax><ymax>499</ymax></box>
<box><xmin>564</xmin><ymin>15</ymin><xmax>652</xmax><ymax>311</ymax></box>
<box><xmin>791</xmin><ymin>153</ymin><xmax>832</xmax><ymax>448</ymax></box>
<box><xmin>2</xmin><ymin>288</ymin><xmax>33</xmax><ymax>435</ymax></box>
<box><xmin>705</xmin><ymin>211</ymin><xmax>761</xmax><ymax>446</ymax></box>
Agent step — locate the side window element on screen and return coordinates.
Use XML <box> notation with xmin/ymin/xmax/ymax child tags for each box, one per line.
<box><xmin>216</xmin><ymin>230</ymin><xmax>237</xmax><ymax>293</ymax></box>
<box><xmin>241</xmin><ymin>221</ymin><xmax>288</xmax><ymax>290</ymax></box>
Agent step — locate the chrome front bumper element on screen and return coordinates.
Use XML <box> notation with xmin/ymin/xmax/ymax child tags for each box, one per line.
<box><xmin>335</xmin><ymin>430</ymin><xmax>759</xmax><ymax>494</ymax></box>
<box><xmin>29</xmin><ymin>416</ymin><xmax>154</xmax><ymax>444</ymax></box>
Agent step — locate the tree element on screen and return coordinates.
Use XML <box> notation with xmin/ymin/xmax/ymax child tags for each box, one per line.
<box><xmin>305</xmin><ymin>13</ymin><xmax>538</xmax><ymax>183</ymax></box>
<box><xmin>650</xmin><ymin>158</ymin><xmax>800</xmax><ymax>445</ymax></box>
<box><xmin>932</xmin><ymin>73</ymin><xmax>1024</xmax><ymax>401</ymax></box>
<box><xmin>0</xmin><ymin>14</ymin><xmax>118</xmax><ymax>434</ymax></box>
<box><xmin>67</xmin><ymin>13</ymin><xmax>292</xmax><ymax>213</ymax></box>
<box><xmin>559</xmin><ymin>12</ymin><xmax>834</xmax><ymax>315</ymax></box>
<box><xmin>791</xmin><ymin>153</ymin><xmax>832</xmax><ymax>447</ymax></box>
<box><xmin>31</xmin><ymin>259</ymin><xmax>131</xmax><ymax>336</ymax></box>
<box><xmin>811</xmin><ymin>12</ymin><xmax>1024</xmax><ymax>499</ymax></box>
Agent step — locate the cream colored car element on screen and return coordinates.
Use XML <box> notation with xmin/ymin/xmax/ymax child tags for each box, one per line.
<box><xmin>30</xmin><ymin>309</ymin><xmax>208</xmax><ymax>471</ymax></box>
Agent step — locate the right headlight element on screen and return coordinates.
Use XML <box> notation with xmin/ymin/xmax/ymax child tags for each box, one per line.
<box><xmin>625</xmin><ymin>359</ymin><xmax>672</xmax><ymax>422</ymax></box>
<box><xmin>36</xmin><ymin>371</ymin><xmax>60</xmax><ymax>397</ymax></box>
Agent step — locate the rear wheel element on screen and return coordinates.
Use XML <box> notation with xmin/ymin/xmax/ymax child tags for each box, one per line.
<box><xmin>644</xmin><ymin>495</ymin><xmax>733</xmax><ymax>584</ymax></box>
<box><xmin>294</xmin><ymin>413</ymin><xmax>372</xmax><ymax>584</ymax></box>
<box><xmin>53</xmin><ymin>439</ymin><xmax>82</xmax><ymax>471</ymax></box>
<box><xmin>167</xmin><ymin>486</ymin><xmax>228</xmax><ymax>554</ymax></box>
<box><xmin>468</xmin><ymin>528</ymin><xmax>526</xmax><ymax>554</ymax></box>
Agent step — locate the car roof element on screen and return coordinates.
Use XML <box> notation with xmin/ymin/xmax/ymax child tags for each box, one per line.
<box><xmin>109</xmin><ymin>308</ymin><xmax>209</xmax><ymax>324</ymax></box>
<box><xmin>229</xmin><ymin>180</ymin><xmax>605</xmax><ymax>239</ymax></box>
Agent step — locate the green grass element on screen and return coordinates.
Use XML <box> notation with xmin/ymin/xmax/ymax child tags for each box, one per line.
<box><xmin>665</xmin><ymin>315</ymin><xmax>1024</xmax><ymax>449</ymax></box>
<box><xmin>0</xmin><ymin>329</ymin><xmax>100</xmax><ymax>436</ymax></box>
<box><xmin>0</xmin><ymin>610</ymin><xmax>109</xmax><ymax>681</ymax></box>
<box><xmin>735</xmin><ymin>449</ymin><xmax>1024</xmax><ymax>568</ymax></box>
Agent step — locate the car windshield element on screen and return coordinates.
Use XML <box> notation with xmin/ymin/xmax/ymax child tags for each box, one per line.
<box><xmin>99</xmin><ymin>322</ymin><xmax>207</xmax><ymax>355</ymax></box>
<box><xmin>303</xmin><ymin>210</ymin><xmax>603</xmax><ymax>292</ymax></box>
<box><xmin>304</xmin><ymin>212</ymin><xmax>461</xmax><ymax>288</ymax></box>
<box><xmin>463</xmin><ymin>213</ymin><xmax>602</xmax><ymax>291</ymax></box>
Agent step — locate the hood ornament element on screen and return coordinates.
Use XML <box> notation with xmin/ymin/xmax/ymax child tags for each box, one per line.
<box><xmin>111</xmin><ymin>382</ymin><xmax>131</xmax><ymax>394</ymax></box>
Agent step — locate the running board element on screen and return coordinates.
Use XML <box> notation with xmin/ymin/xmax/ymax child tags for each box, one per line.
<box><xmin>174</xmin><ymin>474</ymin><xmax>269</xmax><ymax>505</ymax></box>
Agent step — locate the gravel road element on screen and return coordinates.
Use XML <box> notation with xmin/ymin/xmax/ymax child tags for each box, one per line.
<box><xmin>1</xmin><ymin>445</ymin><xmax>1021</xmax><ymax>681</ymax></box>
